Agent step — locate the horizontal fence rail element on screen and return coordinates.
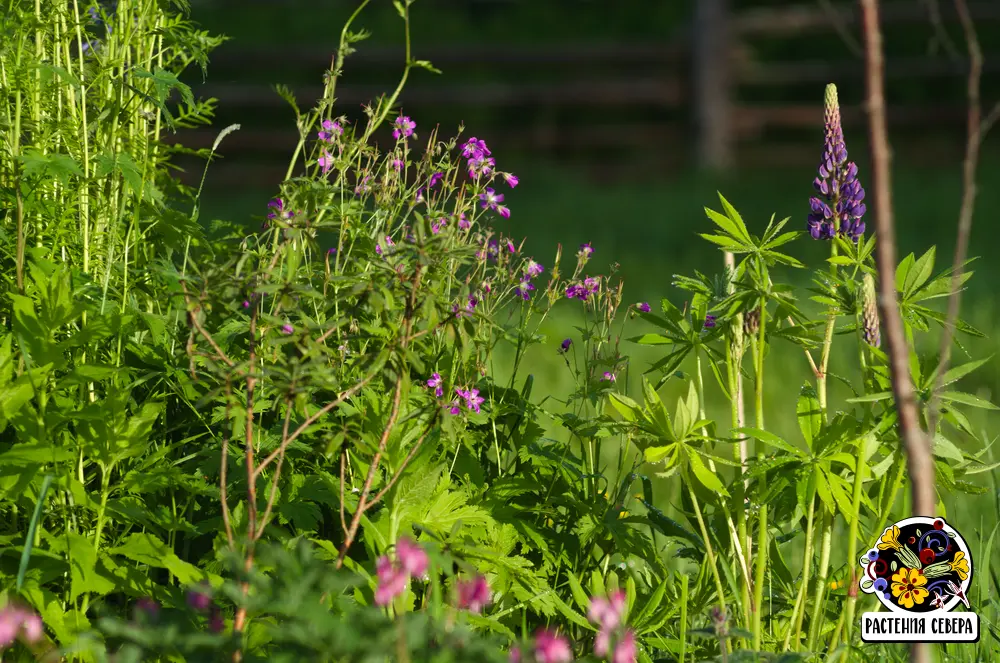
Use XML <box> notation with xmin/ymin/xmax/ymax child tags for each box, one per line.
<box><xmin>175</xmin><ymin>0</ymin><xmax>1000</xmax><ymax>171</ymax></box>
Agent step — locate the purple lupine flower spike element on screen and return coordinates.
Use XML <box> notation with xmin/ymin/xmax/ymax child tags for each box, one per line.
<box><xmin>808</xmin><ymin>84</ymin><xmax>867</xmax><ymax>243</ymax></box>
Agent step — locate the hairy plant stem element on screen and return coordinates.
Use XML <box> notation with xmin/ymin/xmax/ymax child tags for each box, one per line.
<box><xmin>783</xmin><ymin>486</ymin><xmax>817</xmax><ymax>651</ymax></box>
<box><xmin>817</xmin><ymin>246</ymin><xmax>839</xmax><ymax>420</ymax></box>
<box><xmin>725</xmin><ymin>252</ymin><xmax>753</xmax><ymax>632</ymax></box>
<box><xmin>753</xmin><ymin>296</ymin><xmax>767</xmax><ymax>429</ymax></box>
<box><xmin>697</xmin><ymin>352</ymin><xmax>750</xmax><ymax>637</ymax></box>
<box><xmin>752</xmin><ymin>502</ymin><xmax>768</xmax><ymax>651</ymax></box>
<box><xmin>806</xmin><ymin>511</ymin><xmax>833</xmax><ymax>651</ymax></box>
<box><xmin>685</xmin><ymin>469</ymin><xmax>729</xmax><ymax>651</ymax></box>
<box><xmin>829</xmin><ymin>326</ymin><xmax>873</xmax><ymax>651</ymax></box>
<box><xmin>840</xmin><ymin>433</ymin><xmax>870</xmax><ymax>646</ymax></box>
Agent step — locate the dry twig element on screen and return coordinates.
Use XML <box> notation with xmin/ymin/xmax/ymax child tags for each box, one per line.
<box><xmin>859</xmin><ymin>1</ymin><xmax>934</xmax><ymax>660</ymax></box>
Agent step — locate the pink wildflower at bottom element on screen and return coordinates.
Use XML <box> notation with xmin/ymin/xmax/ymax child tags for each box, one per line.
<box><xmin>611</xmin><ymin>629</ymin><xmax>637</xmax><ymax>663</ymax></box>
<box><xmin>374</xmin><ymin>555</ymin><xmax>408</xmax><ymax>607</ymax></box>
<box><xmin>0</xmin><ymin>604</ymin><xmax>44</xmax><ymax>648</ymax></box>
<box><xmin>533</xmin><ymin>629</ymin><xmax>572</xmax><ymax>663</ymax></box>
<box><xmin>508</xmin><ymin>645</ymin><xmax>522</xmax><ymax>663</ymax></box>
<box><xmin>455</xmin><ymin>575</ymin><xmax>492</xmax><ymax>613</ymax></box>
<box><xmin>588</xmin><ymin>590</ymin><xmax>626</xmax><ymax>631</ymax></box>
<box><xmin>396</xmin><ymin>537</ymin><xmax>429</xmax><ymax>578</ymax></box>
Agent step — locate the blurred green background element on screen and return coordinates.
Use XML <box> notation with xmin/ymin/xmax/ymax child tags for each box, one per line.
<box><xmin>181</xmin><ymin>1</ymin><xmax>1000</xmax><ymax>507</ymax></box>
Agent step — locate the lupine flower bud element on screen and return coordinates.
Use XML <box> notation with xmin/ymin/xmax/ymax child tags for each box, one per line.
<box><xmin>730</xmin><ymin>311</ymin><xmax>745</xmax><ymax>359</ymax></box>
<box><xmin>862</xmin><ymin>273</ymin><xmax>881</xmax><ymax>348</ymax></box>
<box><xmin>744</xmin><ymin>307</ymin><xmax>761</xmax><ymax>338</ymax></box>
<box><xmin>807</xmin><ymin>83</ymin><xmax>867</xmax><ymax>243</ymax></box>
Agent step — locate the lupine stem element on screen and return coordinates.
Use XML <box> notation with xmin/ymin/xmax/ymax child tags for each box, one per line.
<box><xmin>697</xmin><ymin>352</ymin><xmax>750</xmax><ymax>637</ymax></box>
<box><xmin>754</xmin><ymin>296</ymin><xmax>767</xmax><ymax>429</ymax></box>
<box><xmin>752</xmin><ymin>502</ymin><xmax>768</xmax><ymax>652</ymax></box>
<box><xmin>685</xmin><ymin>469</ymin><xmax>729</xmax><ymax>644</ymax></box>
<box><xmin>784</xmin><ymin>486</ymin><xmax>817</xmax><ymax>651</ymax></box>
<box><xmin>806</xmin><ymin>511</ymin><xmax>833</xmax><ymax>651</ymax></box>
<box><xmin>841</xmin><ymin>433</ymin><xmax>870</xmax><ymax>646</ymax></box>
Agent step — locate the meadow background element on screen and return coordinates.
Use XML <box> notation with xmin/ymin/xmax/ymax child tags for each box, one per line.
<box><xmin>3</xmin><ymin>0</ymin><xmax>1000</xmax><ymax>660</ymax></box>
<box><xmin>184</xmin><ymin>0</ymin><xmax>1000</xmax><ymax>494</ymax></box>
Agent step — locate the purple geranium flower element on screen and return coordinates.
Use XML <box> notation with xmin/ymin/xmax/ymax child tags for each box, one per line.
<box><xmin>524</xmin><ymin>260</ymin><xmax>544</xmax><ymax>279</ymax></box>
<box><xmin>461</xmin><ymin>137</ymin><xmax>491</xmax><ymax>160</ymax></box>
<box><xmin>427</xmin><ymin>373</ymin><xmax>444</xmax><ymax>398</ymax></box>
<box><xmin>318</xmin><ymin>119</ymin><xmax>343</xmax><ymax>141</ymax></box>
<box><xmin>393</xmin><ymin>115</ymin><xmax>416</xmax><ymax>140</ymax></box>
<box><xmin>468</xmin><ymin>156</ymin><xmax>496</xmax><ymax>179</ymax></box>
<box><xmin>503</xmin><ymin>173</ymin><xmax>519</xmax><ymax>188</ymax></box>
<box><xmin>480</xmin><ymin>188</ymin><xmax>504</xmax><ymax>211</ymax></box>
<box><xmin>637</xmin><ymin>302</ymin><xmax>650</xmax><ymax>313</ymax></box>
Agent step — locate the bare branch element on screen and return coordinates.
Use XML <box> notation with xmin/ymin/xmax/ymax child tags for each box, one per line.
<box><xmin>336</xmin><ymin>374</ymin><xmax>406</xmax><ymax>568</ymax></box>
<box><xmin>181</xmin><ymin>281</ymin><xmax>235</xmax><ymax>367</ymax></box>
<box><xmin>252</xmin><ymin>367</ymin><xmax>380</xmax><ymax>480</ymax></box>
<box><xmin>927</xmin><ymin>0</ymin><xmax>985</xmax><ymax>434</ymax></box>
<box><xmin>368</xmin><ymin>417</ymin><xmax>437</xmax><ymax>508</ymax></box>
<box><xmin>859</xmin><ymin>0</ymin><xmax>937</xmax><ymax>591</ymax></box>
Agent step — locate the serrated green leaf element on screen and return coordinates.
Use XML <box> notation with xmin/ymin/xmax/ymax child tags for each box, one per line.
<box><xmin>688</xmin><ymin>450</ymin><xmax>729</xmax><ymax>496</ymax></box>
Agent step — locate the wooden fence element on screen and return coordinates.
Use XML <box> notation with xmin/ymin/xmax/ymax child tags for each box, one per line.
<box><xmin>175</xmin><ymin>0</ymin><xmax>1000</xmax><ymax>177</ymax></box>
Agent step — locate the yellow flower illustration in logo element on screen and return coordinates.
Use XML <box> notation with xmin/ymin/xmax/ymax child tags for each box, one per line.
<box><xmin>891</xmin><ymin>567</ymin><xmax>929</xmax><ymax>609</ymax></box>
<box><xmin>949</xmin><ymin>551</ymin><xmax>969</xmax><ymax>581</ymax></box>
<box><xmin>878</xmin><ymin>525</ymin><xmax>902</xmax><ymax>551</ymax></box>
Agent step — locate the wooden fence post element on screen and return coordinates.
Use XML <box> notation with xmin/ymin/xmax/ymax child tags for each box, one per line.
<box><xmin>693</xmin><ymin>0</ymin><xmax>734</xmax><ymax>171</ymax></box>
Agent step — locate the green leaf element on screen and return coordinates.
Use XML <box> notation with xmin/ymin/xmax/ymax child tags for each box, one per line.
<box><xmin>67</xmin><ymin>532</ymin><xmax>116</xmax><ymax>601</ymax></box>
<box><xmin>735</xmin><ymin>427</ymin><xmax>803</xmax><ymax>457</ymax></box>
<box><xmin>643</xmin><ymin>445</ymin><xmax>673</xmax><ymax>464</ymax></box>
<box><xmin>687</xmin><ymin>450</ymin><xmax>729</xmax><ymax>497</ymax></box>
<box><xmin>939</xmin><ymin>357</ymin><xmax>991</xmax><ymax>387</ymax></box>
<box><xmin>17</xmin><ymin>474</ymin><xmax>53</xmax><ymax>591</ymax></box>
<box><xmin>631</xmin><ymin>574</ymin><xmax>669</xmax><ymax>630</ymax></box>
<box><xmin>846</xmin><ymin>391</ymin><xmax>893</xmax><ymax>403</ymax></box>
<box><xmin>940</xmin><ymin>391</ymin><xmax>999</xmax><ymax>410</ymax></box>
<box><xmin>624</xmin><ymin>574</ymin><xmax>637</xmax><ymax>623</ymax></box>
<box><xmin>629</xmin><ymin>333</ymin><xmax>674</xmax><ymax>346</ymax></box>
<box><xmin>903</xmin><ymin>247</ymin><xmax>935</xmax><ymax>296</ymax></box>
<box><xmin>551</xmin><ymin>589</ymin><xmax>593</xmax><ymax>630</ymax></box>
<box><xmin>931</xmin><ymin>434</ymin><xmax>965</xmax><ymax>462</ymax></box>
<box><xmin>94</xmin><ymin>151</ymin><xmax>144</xmax><ymax>197</ymax></box>
<box><xmin>717</xmin><ymin>193</ymin><xmax>752</xmax><ymax>243</ymax></box>
<box><xmin>564</xmin><ymin>569</ymin><xmax>591</xmax><ymax>614</ymax></box>
<box><xmin>0</xmin><ymin>441</ymin><xmax>74</xmax><ymax>466</ymax></box>
<box><xmin>107</xmin><ymin>533</ymin><xmax>207</xmax><ymax>585</ymax></box>
<box><xmin>17</xmin><ymin>149</ymin><xmax>84</xmax><ymax>185</ymax></box>
<box><xmin>796</xmin><ymin>383</ymin><xmax>822</xmax><ymax>449</ymax></box>
<box><xmin>589</xmin><ymin>570</ymin><xmax>607</xmax><ymax>601</ymax></box>
<box><xmin>609</xmin><ymin>393</ymin><xmax>643</xmax><ymax>423</ymax></box>
<box><xmin>641</xmin><ymin>502</ymin><xmax>704</xmax><ymax>550</ymax></box>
